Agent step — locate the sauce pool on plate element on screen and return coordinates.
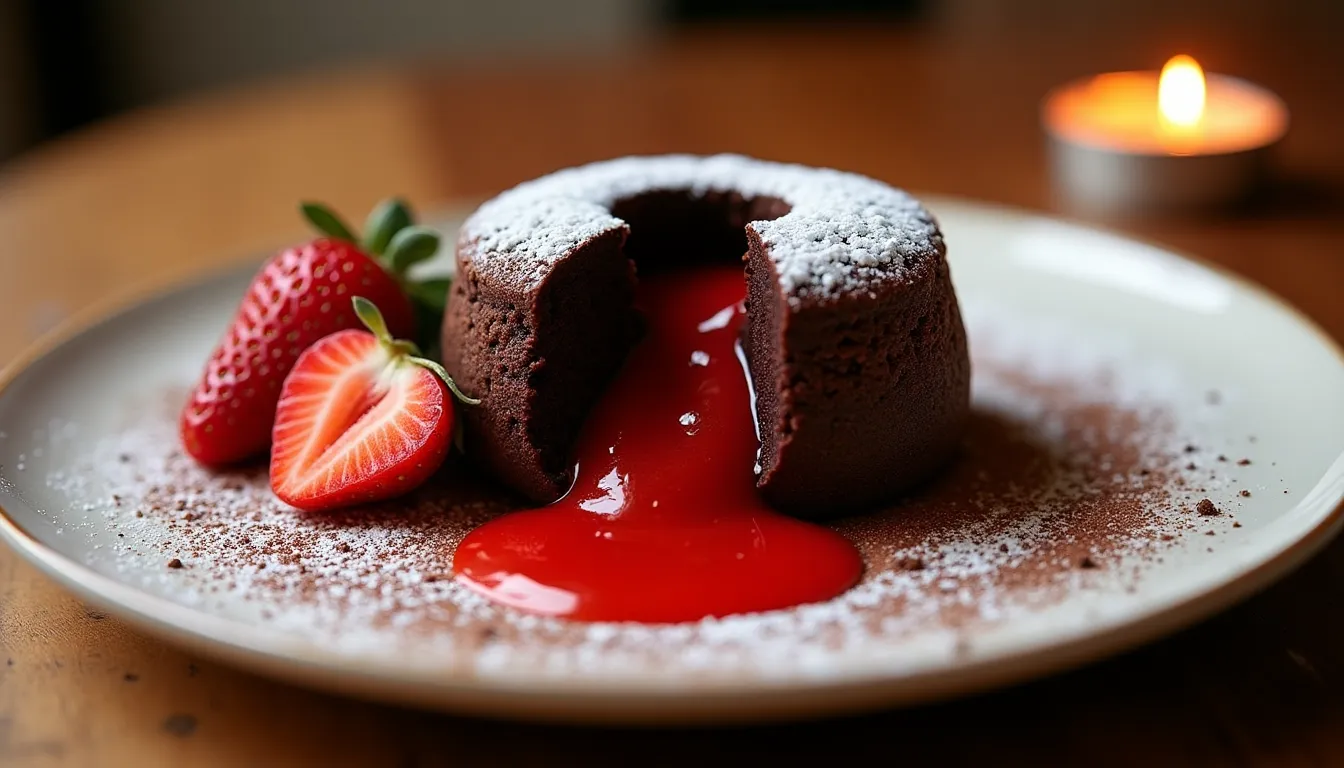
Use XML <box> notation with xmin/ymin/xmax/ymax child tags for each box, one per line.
<box><xmin>454</xmin><ymin>265</ymin><xmax>863</xmax><ymax>622</ymax></box>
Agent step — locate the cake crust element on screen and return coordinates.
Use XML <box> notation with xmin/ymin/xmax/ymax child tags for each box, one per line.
<box><xmin>443</xmin><ymin>154</ymin><xmax>970</xmax><ymax>514</ymax></box>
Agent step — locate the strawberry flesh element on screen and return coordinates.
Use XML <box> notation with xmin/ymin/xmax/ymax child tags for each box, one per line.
<box><xmin>270</xmin><ymin>329</ymin><xmax>453</xmax><ymax>511</ymax></box>
<box><xmin>181</xmin><ymin>239</ymin><xmax>414</xmax><ymax>465</ymax></box>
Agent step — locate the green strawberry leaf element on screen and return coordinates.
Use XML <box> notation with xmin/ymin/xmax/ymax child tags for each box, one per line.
<box><xmin>300</xmin><ymin>202</ymin><xmax>357</xmax><ymax>242</ymax></box>
<box><xmin>386</xmin><ymin>226</ymin><xmax>441</xmax><ymax>274</ymax></box>
<box><xmin>362</xmin><ymin>198</ymin><xmax>413</xmax><ymax>257</ymax></box>
<box><xmin>351</xmin><ymin>296</ymin><xmax>394</xmax><ymax>343</ymax></box>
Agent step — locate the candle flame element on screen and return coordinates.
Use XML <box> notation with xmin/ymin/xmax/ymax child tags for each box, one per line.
<box><xmin>1158</xmin><ymin>55</ymin><xmax>1206</xmax><ymax>127</ymax></box>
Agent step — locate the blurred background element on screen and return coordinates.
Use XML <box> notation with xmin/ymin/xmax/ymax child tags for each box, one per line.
<box><xmin>0</xmin><ymin>0</ymin><xmax>1339</xmax><ymax>350</ymax></box>
<box><xmin>2</xmin><ymin>3</ymin><xmax>1344</xmax><ymax>764</ymax></box>
<box><xmin>3</xmin><ymin>0</ymin><xmax>1341</xmax><ymax>162</ymax></box>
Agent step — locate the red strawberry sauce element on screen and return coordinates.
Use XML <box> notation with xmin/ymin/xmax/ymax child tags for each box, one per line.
<box><xmin>453</xmin><ymin>265</ymin><xmax>863</xmax><ymax>623</ymax></box>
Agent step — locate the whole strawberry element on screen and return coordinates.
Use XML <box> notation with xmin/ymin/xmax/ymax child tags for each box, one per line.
<box><xmin>181</xmin><ymin>199</ymin><xmax>448</xmax><ymax>466</ymax></box>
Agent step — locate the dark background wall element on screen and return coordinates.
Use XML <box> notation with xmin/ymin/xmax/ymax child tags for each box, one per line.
<box><xmin>2</xmin><ymin>0</ymin><xmax>1339</xmax><ymax>162</ymax></box>
<box><xmin>0</xmin><ymin>0</ymin><xmax>929</xmax><ymax>161</ymax></box>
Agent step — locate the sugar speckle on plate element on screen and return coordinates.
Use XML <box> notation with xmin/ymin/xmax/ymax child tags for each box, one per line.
<box><xmin>33</xmin><ymin>306</ymin><xmax>1246</xmax><ymax>681</ymax></box>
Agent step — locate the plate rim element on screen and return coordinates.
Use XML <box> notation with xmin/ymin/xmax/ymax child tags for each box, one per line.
<box><xmin>2</xmin><ymin>195</ymin><xmax>1343</xmax><ymax>724</ymax></box>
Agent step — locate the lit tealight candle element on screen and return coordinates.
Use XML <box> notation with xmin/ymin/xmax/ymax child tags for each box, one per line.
<box><xmin>1043</xmin><ymin>55</ymin><xmax>1289</xmax><ymax>213</ymax></box>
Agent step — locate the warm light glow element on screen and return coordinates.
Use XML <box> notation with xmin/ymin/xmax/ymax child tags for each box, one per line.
<box><xmin>1159</xmin><ymin>55</ymin><xmax>1206</xmax><ymax>127</ymax></box>
<box><xmin>1043</xmin><ymin>58</ymin><xmax>1288</xmax><ymax>156</ymax></box>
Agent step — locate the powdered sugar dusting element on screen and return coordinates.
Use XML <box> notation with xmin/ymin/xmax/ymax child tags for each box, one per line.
<box><xmin>35</xmin><ymin>306</ymin><xmax>1248</xmax><ymax>682</ymax></box>
<box><xmin>461</xmin><ymin>155</ymin><xmax>942</xmax><ymax>304</ymax></box>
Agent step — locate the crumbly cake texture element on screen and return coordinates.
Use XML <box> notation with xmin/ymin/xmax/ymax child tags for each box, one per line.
<box><xmin>446</xmin><ymin>154</ymin><xmax>968</xmax><ymax>509</ymax></box>
<box><xmin>460</xmin><ymin>154</ymin><xmax>943</xmax><ymax>304</ymax></box>
<box><xmin>35</xmin><ymin>308</ymin><xmax>1259</xmax><ymax>681</ymax></box>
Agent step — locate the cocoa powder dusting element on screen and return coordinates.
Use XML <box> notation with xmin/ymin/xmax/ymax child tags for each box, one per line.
<box><xmin>41</xmin><ymin>318</ymin><xmax>1246</xmax><ymax>680</ymax></box>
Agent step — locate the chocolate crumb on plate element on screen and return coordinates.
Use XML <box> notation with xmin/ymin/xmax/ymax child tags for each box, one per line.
<box><xmin>41</xmin><ymin>310</ymin><xmax>1218</xmax><ymax>681</ymax></box>
<box><xmin>1196</xmin><ymin>499</ymin><xmax>1219</xmax><ymax>516</ymax></box>
<box><xmin>1239</xmin><ymin>490</ymin><xmax>1251</xmax><ymax>498</ymax></box>
<box><xmin>1237</xmin><ymin>458</ymin><xmax>1252</xmax><ymax>466</ymax></box>
<box><xmin>166</xmin><ymin>558</ymin><xmax>184</xmax><ymax>569</ymax></box>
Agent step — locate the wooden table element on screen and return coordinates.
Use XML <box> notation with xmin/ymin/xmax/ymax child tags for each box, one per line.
<box><xmin>2</xmin><ymin>21</ymin><xmax>1343</xmax><ymax>766</ymax></box>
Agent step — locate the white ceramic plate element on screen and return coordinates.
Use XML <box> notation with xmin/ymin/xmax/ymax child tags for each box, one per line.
<box><xmin>1</xmin><ymin>198</ymin><xmax>1342</xmax><ymax>724</ymax></box>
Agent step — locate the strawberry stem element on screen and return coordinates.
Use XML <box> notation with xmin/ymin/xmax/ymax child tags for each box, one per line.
<box><xmin>300</xmin><ymin>202</ymin><xmax>357</xmax><ymax>242</ymax></box>
<box><xmin>351</xmin><ymin>297</ymin><xmax>477</xmax><ymax>405</ymax></box>
<box><xmin>409</xmin><ymin>356</ymin><xmax>481</xmax><ymax>406</ymax></box>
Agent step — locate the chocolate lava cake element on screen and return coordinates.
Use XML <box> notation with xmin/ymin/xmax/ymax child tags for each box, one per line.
<box><xmin>441</xmin><ymin>154</ymin><xmax>970</xmax><ymax>516</ymax></box>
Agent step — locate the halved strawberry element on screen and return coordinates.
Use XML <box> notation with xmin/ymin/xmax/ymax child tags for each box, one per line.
<box><xmin>182</xmin><ymin>199</ymin><xmax>450</xmax><ymax>466</ymax></box>
<box><xmin>270</xmin><ymin>297</ymin><xmax>477</xmax><ymax>511</ymax></box>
